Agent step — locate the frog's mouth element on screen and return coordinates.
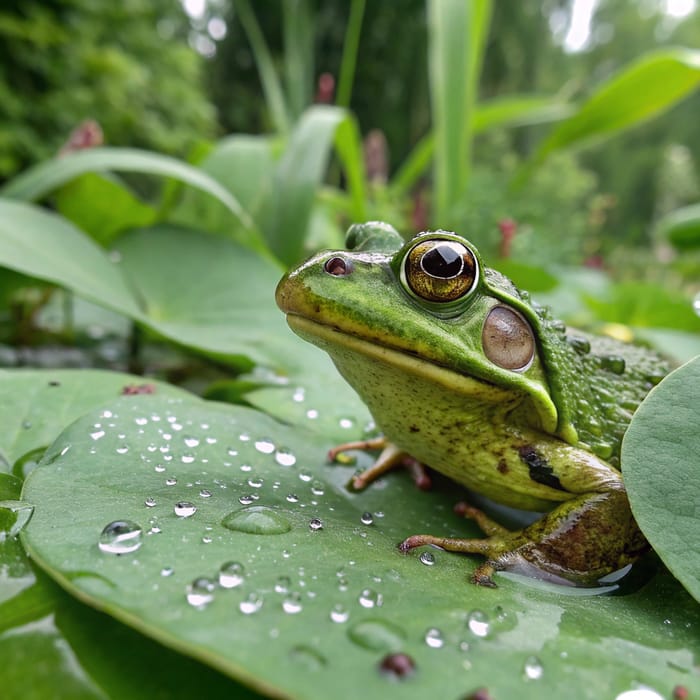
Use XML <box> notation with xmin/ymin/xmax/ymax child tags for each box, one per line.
<box><xmin>285</xmin><ymin>314</ymin><xmax>522</xmax><ymax>403</ymax></box>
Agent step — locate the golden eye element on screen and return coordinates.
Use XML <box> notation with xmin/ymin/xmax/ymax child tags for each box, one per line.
<box><xmin>482</xmin><ymin>306</ymin><xmax>535</xmax><ymax>371</ymax></box>
<box><xmin>403</xmin><ymin>239</ymin><xmax>478</xmax><ymax>303</ymax></box>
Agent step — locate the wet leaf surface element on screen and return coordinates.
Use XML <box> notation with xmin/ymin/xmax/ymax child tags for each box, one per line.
<box><xmin>21</xmin><ymin>393</ymin><xmax>700</xmax><ymax>699</ymax></box>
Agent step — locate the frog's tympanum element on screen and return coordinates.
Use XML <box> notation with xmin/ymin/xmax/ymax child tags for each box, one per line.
<box><xmin>275</xmin><ymin>222</ymin><xmax>669</xmax><ymax>587</ymax></box>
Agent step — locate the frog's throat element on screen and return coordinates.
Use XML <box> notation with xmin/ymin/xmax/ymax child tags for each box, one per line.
<box><xmin>287</xmin><ymin>315</ymin><xmax>559</xmax><ymax>434</ymax></box>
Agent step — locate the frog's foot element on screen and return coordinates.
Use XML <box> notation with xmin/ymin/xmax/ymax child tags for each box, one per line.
<box><xmin>328</xmin><ymin>439</ymin><xmax>431</xmax><ymax>491</ymax></box>
<box><xmin>398</xmin><ymin>533</ymin><xmax>505</xmax><ymax>587</ymax></box>
<box><xmin>453</xmin><ymin>501</ymin><xmax>511</xmax><ymax>537</ymax></box>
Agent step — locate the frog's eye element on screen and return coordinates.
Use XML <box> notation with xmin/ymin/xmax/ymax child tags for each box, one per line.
<box><xmin>482</xmin><ymin>306</ymin><xmax>535</xmax><ymax>371</ymax></box>
<box><xmin>403</xmin><ymin>239</ymin><xmax>478</xmax><ymax>303</ymax></box>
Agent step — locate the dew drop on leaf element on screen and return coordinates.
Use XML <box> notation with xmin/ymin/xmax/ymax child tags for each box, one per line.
<box><xmin>98</xmin><ymin>520</ymin><xmax>143</xmax><ymax>554</ymax></box>
<box><xmin>186</xmin><ymin>577</ymin><xmax>216</xmax><ymax>608</ymax></box>
<box><xmin>144</xmin><ymin>497</ymin><xmax>156</xmax><ymax>508</ymax></box>
<box><xmin>161</xmin><ymin>566</ymin><xmax>174</xmax><ymax>577</ymax></box>
<box><xmin>330</xmin><ymin>603</ymin><xmax>349</xmax><ymax>623</ymax></box>
<box><xmin>239</xmin><ymin>592</ymin><xmax>263</xmax><ymax>614</ymax></box>
<box><xmin>358</xmin><ymin>588</ymin><xmax>382</xmax><ymax>609</ymax></box>
<box><xmin>199</xmin><ymin>489</ymin><xmax>212</xmax><ymax>498</ymax></box>
<box><xmin>218</xmin><ymin>561</ymin><xmax>245</xmax><ymax>588</ymax></box>
<box><xmin>309</xmin><ymin>518</ymin><xmax>323</xmax><ymax>531</ymax></box>
<box><xmin>286</xmin><ymin>494</ymin><xmax>299</xmax><ymax>503</ymax></box>
<box><xmin>467</xmin><ymin>610</ymin><xmax>490</xmax><ymax>637</ymax></box>
<box><xmin>275</xmin><ymin>448</ymin><xmax>297</xmax><ymax>467</ymax></box>
<box><xmin>274</xmin><ymin>576</ymin><xmax>291</xmax><ymax>594</ymax></box>
<box><xmin>360</xmin><ymin>512</ymin><xmax>374</xmax><ymax>525</ymax></box>
<box><xmin>523</xmin><ymin>655</ymin><xmax>544</xmax><ymax>680</ymax></box>
<box><xmin>348</xmin><ymin>619</ymin><xmax>404</xmax><ymax>651</ymax></box>
<box><xmin>222</xmin><ymin>505</ymin><xmax>292</xmax><ymax>535</ymax></box>
<box><xmin>282</xmin><ymin>592</ymin><xmax>303</xmax><ymax>614</ymax></box>
<box><xmin>165</xmin><ymin>477</ymin><xmax>177</xmax><ymax>486</ymax></box>
<box><xmin>289</xmin><ymin>646</ymin><xmax>326</xmax><ymax>670</ymax></box>
<box><xmin>424</xmin><ymin>627</ymin><xmax>444</xmax><ymax>649</ymax></box>
<box><xmin>254</xmin><ymin>437</ymin><xmax>275</xmax><ymax>454</ymax></box>
<box><xmin>419</xmin><ymin>551</ymin><xmax>435</xmax><ymax>566</ymax></box>
<box><xmin>174</xmin><ymin>502</ymin><xmax>197</xmax><ymax>518</ymax></box>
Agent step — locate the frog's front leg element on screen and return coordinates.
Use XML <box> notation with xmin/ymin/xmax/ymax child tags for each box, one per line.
<box><xmin>329</xmin><ymin>438</ymin><xmax>431</xmax><ymax>490</ymax></box>
<box><xmin>400</xmin><ymin>448</ymin><xmax>648</xmax><ymax>587</ymax></box>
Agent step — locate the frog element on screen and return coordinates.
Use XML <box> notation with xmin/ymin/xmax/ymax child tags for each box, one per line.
<box><xmin>275</xmin><ymin>221</ymin><xmax>670</xmax><ymax>587</ymax></box>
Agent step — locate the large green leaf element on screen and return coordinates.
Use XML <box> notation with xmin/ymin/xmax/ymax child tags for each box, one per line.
<box><xmin>0</xmin><ymin>369</ymin><xmax>255</xmax><ymax>699</ymax></box>
<box><xmin>0</xmin><ymin>369</ymin><xmax>192</xmax><ymax>473</ymax></box>
<box><xmin>266</xmin><ymin>106</ymin><xmax>358</xmax><ymax>265</ymax></box>
<box><xmin>0</xmin><ymin>147</ymin><xmax>263</xmax><ymax>250</ymax></box>
<box><xmin>527</xmin><ymin>48</ymin><xmax>700</xmax><ymax>171</ymax></box>
<box><xmin>0</xmin><ymin>199</ymin><xmax>144</xmax><ymax>319</ymax></box>
<box><xmin>21</xmin><ymin>394</ymin><xmax>700</xmax><ymax>699</ymax></box>
<box><xmin>655</xmin><ymin>202</ymin><xmax>700</xmax><ymax>251</ymax></box>
<box><xmin>0</xmin><ymin>208</ymin><xmax>297</xmax><ymax>368</ymax></box>
<box><xmin>54</xmin><ymin>173</ymin><xmax>157</xmax><ymax>246</ymax></box>
<box><xmin>622</xmin><ymin>356</ymin><xmax>700</xmax><ymax>603</ymax></box>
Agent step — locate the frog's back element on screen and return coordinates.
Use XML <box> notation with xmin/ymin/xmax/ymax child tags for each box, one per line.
<box><xmin>543</xmin><ymin>320</ymin><xmax>670</xmax><ymax>466</ymax></box>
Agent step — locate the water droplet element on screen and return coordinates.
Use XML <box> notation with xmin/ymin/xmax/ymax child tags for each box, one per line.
<box><xmin>337</xmin><ymin>577</ymin><xmax>349</xmax><ymax>592</ymax></box>
<box><xmin>298</xmin><ymin>471</ymin><xmax>312</xmax><ymax>482</ymax></box>
<box><xmin>348</xmin><ymin>618</ymin><xmax>405</xmax><ymax>651</ymax></box>
<box><xmin>292</xmin><ymin>387</ymin><xmax>305</xmax><ymax>402</ymax></box>
<box><xmin>360</xmin><ymin>512</ymin><xmax>374</xmax><ymax>525</ymax></box>
<box><xmin>358</xmin><ymin>588</ymin><xmax>382</xmax><ymax>609</ymax></box>
<box><xmin>523</xmin><ymin>655</ymin><xmax>544</xmax><ymax>680</ymax></box>
<box><xmin>90</xmin><ymin>430</ymin><xmax>105</xmax><ymax>440</ymax></box>
<box><xmin>199</xmin><ymin>489</ymin><xmax>212</xmax><ymax>498</ymax></box>
<box><xmin>239</xmin><ymin>592</ymin><xmax>263</xmax><ymax>614</ymax></box>
<box><xmin>467</xmin><ymin>610</ymin><xmax>490</xmax><ymax>637</ymax></box>
<box><xmin>202</xmin><ymin>535</ymin><xmax>212</xmax><ymax>544</ymax></box>
<box><xmin>419</xmin><ymin>551</ymin><xmax>435</xmax><ymax>566</ymax></box>
<box><xmin>184</xmin><ymin>436</ymin><xmax>200</xmax><ymax>448</ymax></box>
<box><xmin>330</xmin><ymin>604</ymin><xmax>349</xmax><ymax>623</ymax></box>
<box><xmin>600</xmin><ymin>354</ymin><xmax>626</xmax><ymax>374</ymax></box>
<box><xmin>310</xmin><ymin>480</ymin><xmax>325</xmax><ymax>496</ymax></box>
<box><xmin>161</xmin><ymin>566</ymin><xmax>174</xmax><ymax>577</ymax></box>
<box><xmin>98</xmin><ymin>520</ymin><xmax>143</xmax><ymax>554</ymax></box>
<box><xmin>254</xmin><ymin>437</ymin><xmax>275</xmax><ymax>454</ymax></box>
<box><xmin>219</xmin><ymin>561</ymin><xmax>245</xmax><ymax>588</ymax></box>
<box><xmin>274</xmin><ymin>576</ymin><xmax>291</xmax><ymax>594</ymax></box>
<box><xmin>289</xmin><ymin>646</ymin><xmax>326</xmax><ymax>670</ymax></box>
<box><xmin>286</xmin><ymin>493</ymin><xmax>299</xmax><ymax>503</ymax></box>
<box><xmin>275</xmin><ymin>448</ymin><xmax>297</xmax><ymax>466</ymax></box>
<box><xmin>424</xmin><ymin>627</ymin><xmax>444</xmax><ymax>648</ymax></box>
<box><xmin>694</xmin><ymin>291</ymin><xmax>700</xmax><ymax>318</ymax></box>
<box><xmin>186</xmin><ymin>577</ymin><xmax>216</xmax><ymax>608</ymax></box>
<box><xmin>282</xmin><ymin>592</ymin><xmax>303</xmax><ymax>614</ymax></box>
<box><xmin>239</xmin><ymin>432</ymin><xmax>250</xmax><ymax>442</ymax></box>
<box><xmin>154</xmin><ymin>464</ymin><xmax>166</xmax><ymax>473</ymax></box>
<box><xmin>227</xmin><ymin>447</ymin><xmax>239</xmax><ymax>457</ymax></box>
<box><xmin>309</xmin><ymin>518</ymin><xmax>323</xmax><ymax>531</ymax></box>
<box><xmin>165</xmin><ymin>477</ymin><xmax>177</xmax><ymax>486</ymax></box>
<box><xmin>615</xmin><ymin>688</ymin><xmax>665</xmax><ymax>700</ymax></box>
<box><xmin>248</xmin><ymin>477</ymin><xmax>264</xmax><ymax>488</ymax></box>
<box><xmin>222</xmin><ymin>506</ymin><xmax>292</xmax><ymax>535</ymax></box>
<box><xmin>239</xmin><ymin>494</ymin><xmax>254</xmax><ymax>505</ymax></box>
<box><xmin>174</xmin><ymin>502</ymin><xmax>197</xmax><ymax>518</ymax></box>
<box><xmin>181</xmin><ymin>454</ymin><xmax>195</xmax><ymax>464</ymax></box>
<box><xmin>379</xmin><ymin>652</ymin><xmax>415</xmax><ymax>679</ymax></box>
<box><xmin>144</xmin><ymin>497</ymin><xmax>156</xmax><ymax>508</ymax></box>
<box><xmin>116</xmin><ymin>445</ymin><xmax>129</xmax><ymax>455</ymax></box>
<box><xmin>339</xmin><ymin>417</ymin><xmax>354</xmax><ymax>429</ymax></box>
<box><xmin>306</xmin><ymin>409</ymin><xmax>319</xmax><ymax>420</ymax></box>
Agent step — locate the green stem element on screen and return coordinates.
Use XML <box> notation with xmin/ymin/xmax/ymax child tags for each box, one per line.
<box><xmin>336</xmin><ymin>0</ymin><xmax>366</xmax><ymax>108</ymax></box>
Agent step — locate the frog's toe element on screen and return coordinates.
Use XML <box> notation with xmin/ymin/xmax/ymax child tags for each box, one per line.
<box><xmin>470</xmin><ymin>562</ymin><xmax>499</xmax><ymax>588</ymax></box>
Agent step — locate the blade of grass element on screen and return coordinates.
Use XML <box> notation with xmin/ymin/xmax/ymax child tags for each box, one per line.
<box><xmin>336</xmin><ymin>0</ymin><xmax>366</xmax><ymax>108</ymax></box>
<box><xmin>283</xmin><ymin>0</ymin><xmax>314</xmax><ymax>120</ymax></box>
<box><xmin>233</xmin><ymin>0</ymin><xmax>290</xmax><ymax>134</ymax></box>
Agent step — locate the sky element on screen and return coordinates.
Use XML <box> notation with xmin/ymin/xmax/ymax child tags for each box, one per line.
<box><xmin>564</xmin><ymin>0</ymin><xmax>697</xmax><ymax>51</ymax></box>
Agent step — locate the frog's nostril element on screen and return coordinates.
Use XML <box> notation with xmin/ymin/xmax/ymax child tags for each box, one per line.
<box><xmin>324</xmin><ymin>256</ymin><xmax>353</xmax><ymax>277</ymax></box>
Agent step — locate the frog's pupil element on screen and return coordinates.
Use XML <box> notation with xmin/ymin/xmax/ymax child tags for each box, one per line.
<box><xmin>421</xmin><ymin>245</ymin><xmax>463</xmax><ymax>279</ymax></box>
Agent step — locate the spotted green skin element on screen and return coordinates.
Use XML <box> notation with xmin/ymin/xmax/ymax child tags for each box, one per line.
<box><xmin>276</xmin><ymin>222</ymin><xmax>670</xmax><ymax>585</ymax></box>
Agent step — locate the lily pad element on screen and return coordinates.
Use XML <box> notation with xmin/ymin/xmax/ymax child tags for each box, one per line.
<box><xmin>0</xmin><ymin>368</ymin><xmax>192</xmax><ymax>473</ymax></box>
<box><xmin>622</xmin><ymin>355</ymin><xmax>700</xmax><ymax>603</ymax></box>
<box><xmin>21</xmin><ymin>394</ymin><xmax>700</xmax><ymax>699</ymax></box>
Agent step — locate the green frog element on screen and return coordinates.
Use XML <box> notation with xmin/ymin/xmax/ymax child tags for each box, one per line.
<box><xmin>275</xmin><ymin>222</ymin><xmax>669</xmax><ymax>587</ymax></box>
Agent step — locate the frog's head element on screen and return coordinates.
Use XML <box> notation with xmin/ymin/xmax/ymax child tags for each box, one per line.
<box><xmin>277</xmin><ymin>222</ymin><xmax>572</xmax><ymax>440</ymax></box>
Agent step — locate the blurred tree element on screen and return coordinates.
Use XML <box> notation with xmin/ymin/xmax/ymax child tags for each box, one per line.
<box><xmin>0</xmin><ymin>0</ymin><xmax>218</xmax><ymax>178</ymax></box>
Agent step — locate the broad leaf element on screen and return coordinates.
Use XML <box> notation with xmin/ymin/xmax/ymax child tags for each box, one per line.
<box><xmin>656</xmin><ymin>202</ymin><xmax>700</xmax><ymax>251</ymax></box>
<box><xmin>21</xmin><ymin>394</ymin><xmax>700</xmax><ymax>699</ymax></box>
<box><xmin>526</xmin><ymin>48</ymin><xmax>700</xmax><ymax>173</ymax></box>
<box><xmin>622</xmin><ymin>356</ymin><xmax>700</xmax><ymax>602</ymax></box>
